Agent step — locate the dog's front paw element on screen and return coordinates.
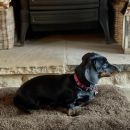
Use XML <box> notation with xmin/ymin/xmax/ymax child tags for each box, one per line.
<box><xmin>68</xmin><ymin>106</ymin><xmax>82</xmax><ymax>116</ymax></box>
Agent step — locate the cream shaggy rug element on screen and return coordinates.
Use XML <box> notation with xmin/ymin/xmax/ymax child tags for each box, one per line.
<box><xmin>0</xmin><ymin>85</ymin><xmax>130</xmax><ymax>130</ymax></box>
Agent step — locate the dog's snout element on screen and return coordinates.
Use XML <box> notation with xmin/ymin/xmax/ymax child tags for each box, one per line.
<box><xmin>110</xmin><ymin>65</ymin><xmax>121</xmax><ymax>73</ymax></box>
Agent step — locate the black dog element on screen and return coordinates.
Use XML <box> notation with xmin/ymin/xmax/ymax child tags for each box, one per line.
<box><xmin>13</xmin><ymin>53</ymin><xmax>119</xmax><ymax>115</ymax></box>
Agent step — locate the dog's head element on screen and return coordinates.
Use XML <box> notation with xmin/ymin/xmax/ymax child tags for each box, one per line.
<box><xmin>75</xmin><ymin>53</ymin><xmax>120</xmax><ymax>85</ymax></box>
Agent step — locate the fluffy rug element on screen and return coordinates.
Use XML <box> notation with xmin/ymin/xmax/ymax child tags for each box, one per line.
<box><xmin>0</xmin><ymin>85</ymin><xmax>130</xmax><ymax>130</ymax></box>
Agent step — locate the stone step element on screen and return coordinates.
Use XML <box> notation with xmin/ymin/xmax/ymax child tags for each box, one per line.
<box><xmin>0</xmin><ymin>64</ymin><xmax>130</xmax><ymax>75</ymax></box>
<box><xmin>0</xmin><ymin>35</ymin><xmax>130</xmax><ymax>88</ymax></box>
<box><xmin>0</xmin><ymin>64</ymin><xmax>130</xmax><ymax>88</ymax></box>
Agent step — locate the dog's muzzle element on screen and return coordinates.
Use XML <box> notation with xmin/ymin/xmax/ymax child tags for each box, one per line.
<box><xmin>99</xmin><ymin>64</ymin><xmax>120</xmax><ymax>78</ymax></box>
<box><xmin>109</xmin><ymin>65</ymin><xmax>121</xmax><ymax>73</ymax></box>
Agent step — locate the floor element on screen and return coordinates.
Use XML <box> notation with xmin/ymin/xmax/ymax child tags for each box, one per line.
<box><xmin>0</xmin><ymin>33</ymin><xmax>130</xmax><ymax>101</ymax></box>
<box><xmin>0</xmin><ymin>33</ymin><xmax>130</xmax><ymax>68</ymax></box>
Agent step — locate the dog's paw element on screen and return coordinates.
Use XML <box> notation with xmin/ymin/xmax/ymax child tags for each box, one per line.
<box><xmin>56</xmin><ymin>104</ymin><xmax>84</xmax><ymax>116</ymax></box>
<box><xmin>68</xmin><ymin>106</ymin><xmax>82</xmax><ymax>116</ymax></box>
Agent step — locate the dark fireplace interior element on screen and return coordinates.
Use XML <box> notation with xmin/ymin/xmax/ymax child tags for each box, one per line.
<box><xmin>12</xmin><ymin>0</ymin><xmax>114</xmax><ymax>45</ymax></box>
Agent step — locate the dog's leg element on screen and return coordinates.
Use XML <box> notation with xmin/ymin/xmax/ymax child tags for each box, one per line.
<box><xmin>56</xmin><ymin>103</ymin><xmax>82</xmax><ymax>116</ymax></box>
<box><xmin>68</xmin><ymin>106</ymin><xmax>83</xmax><ymax>116</ymax></box>
<box><xmin>55</xmin><ymin>101</ymin><xmax>82</xmax><ymax>116</ymax></box>
<box><xmin>67</xmin><ymin>93</ymin><xmax>96</xmax><ymax>116</ymax></box>
<box><xmin>66</xmin><ymin>100</ymin><xmax>84</xmax><ymax>116</ymax></box>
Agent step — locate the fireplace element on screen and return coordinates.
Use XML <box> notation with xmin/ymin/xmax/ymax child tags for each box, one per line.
<box><xmin>18</xmin><ymin>0</ymin><xmax>111</xmax><ymax>45</ymax></box>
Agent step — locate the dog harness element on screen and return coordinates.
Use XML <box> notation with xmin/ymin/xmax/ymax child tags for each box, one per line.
<box><xmin>74</xmin><ymin>73</ymin><xmax>98</xmax><ymax>95</ymax></box>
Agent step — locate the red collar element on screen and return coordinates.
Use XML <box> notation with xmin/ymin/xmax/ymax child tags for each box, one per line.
<box><xmin>74</xmin><ymin>73</ymin><xmax>88</xmax><ymax>91</ymax></box>
<box><xmin>73</xmin><ymin>73</ymin><xmax>98</xmax><ymax>94</ymax></box>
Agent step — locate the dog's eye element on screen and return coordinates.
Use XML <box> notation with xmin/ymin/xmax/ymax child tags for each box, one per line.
<box><xmin>103</xmin><ymin>64</ymin><xmax>108</xmax><ymax>68</ymax></box>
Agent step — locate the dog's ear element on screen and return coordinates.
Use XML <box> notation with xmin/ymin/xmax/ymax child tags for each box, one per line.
<box><xmin>81</xmin><ymin>53</ymin><xmax>102</xmax><ymax>84</ymax></box>
<box><xmin>93</xmin><ymin>58</ymin><xmax>103</xmax><ymax>72</ymax></box>
<box><xmin>84</xmin><ymin>63</ymin><xmax>99</xmax><ymax>84</ymax></box>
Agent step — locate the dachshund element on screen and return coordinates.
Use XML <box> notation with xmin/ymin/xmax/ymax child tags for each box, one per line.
<box><xmin>13</xmin><ymin>53</ymin><xmax>120</xmax><ymax>115</ymax></box>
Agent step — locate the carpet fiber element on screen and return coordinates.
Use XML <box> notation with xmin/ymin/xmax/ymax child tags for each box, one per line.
<box><xmin>0</xmin><ymin>85</ymin><xmax>130</xmax><ymax>130</ymax></box>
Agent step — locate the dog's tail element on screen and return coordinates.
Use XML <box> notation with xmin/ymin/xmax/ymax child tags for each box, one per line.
<box><xmin>13</xmin><ymin>95</ymin><xmax>31</xmax><ymax>114</ymax></box>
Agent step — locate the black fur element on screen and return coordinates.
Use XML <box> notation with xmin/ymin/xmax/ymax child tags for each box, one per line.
<box><xmin>13</xmin><ymin>53</ymin><xmax>119</xmax><ymax>114</ymax></box>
